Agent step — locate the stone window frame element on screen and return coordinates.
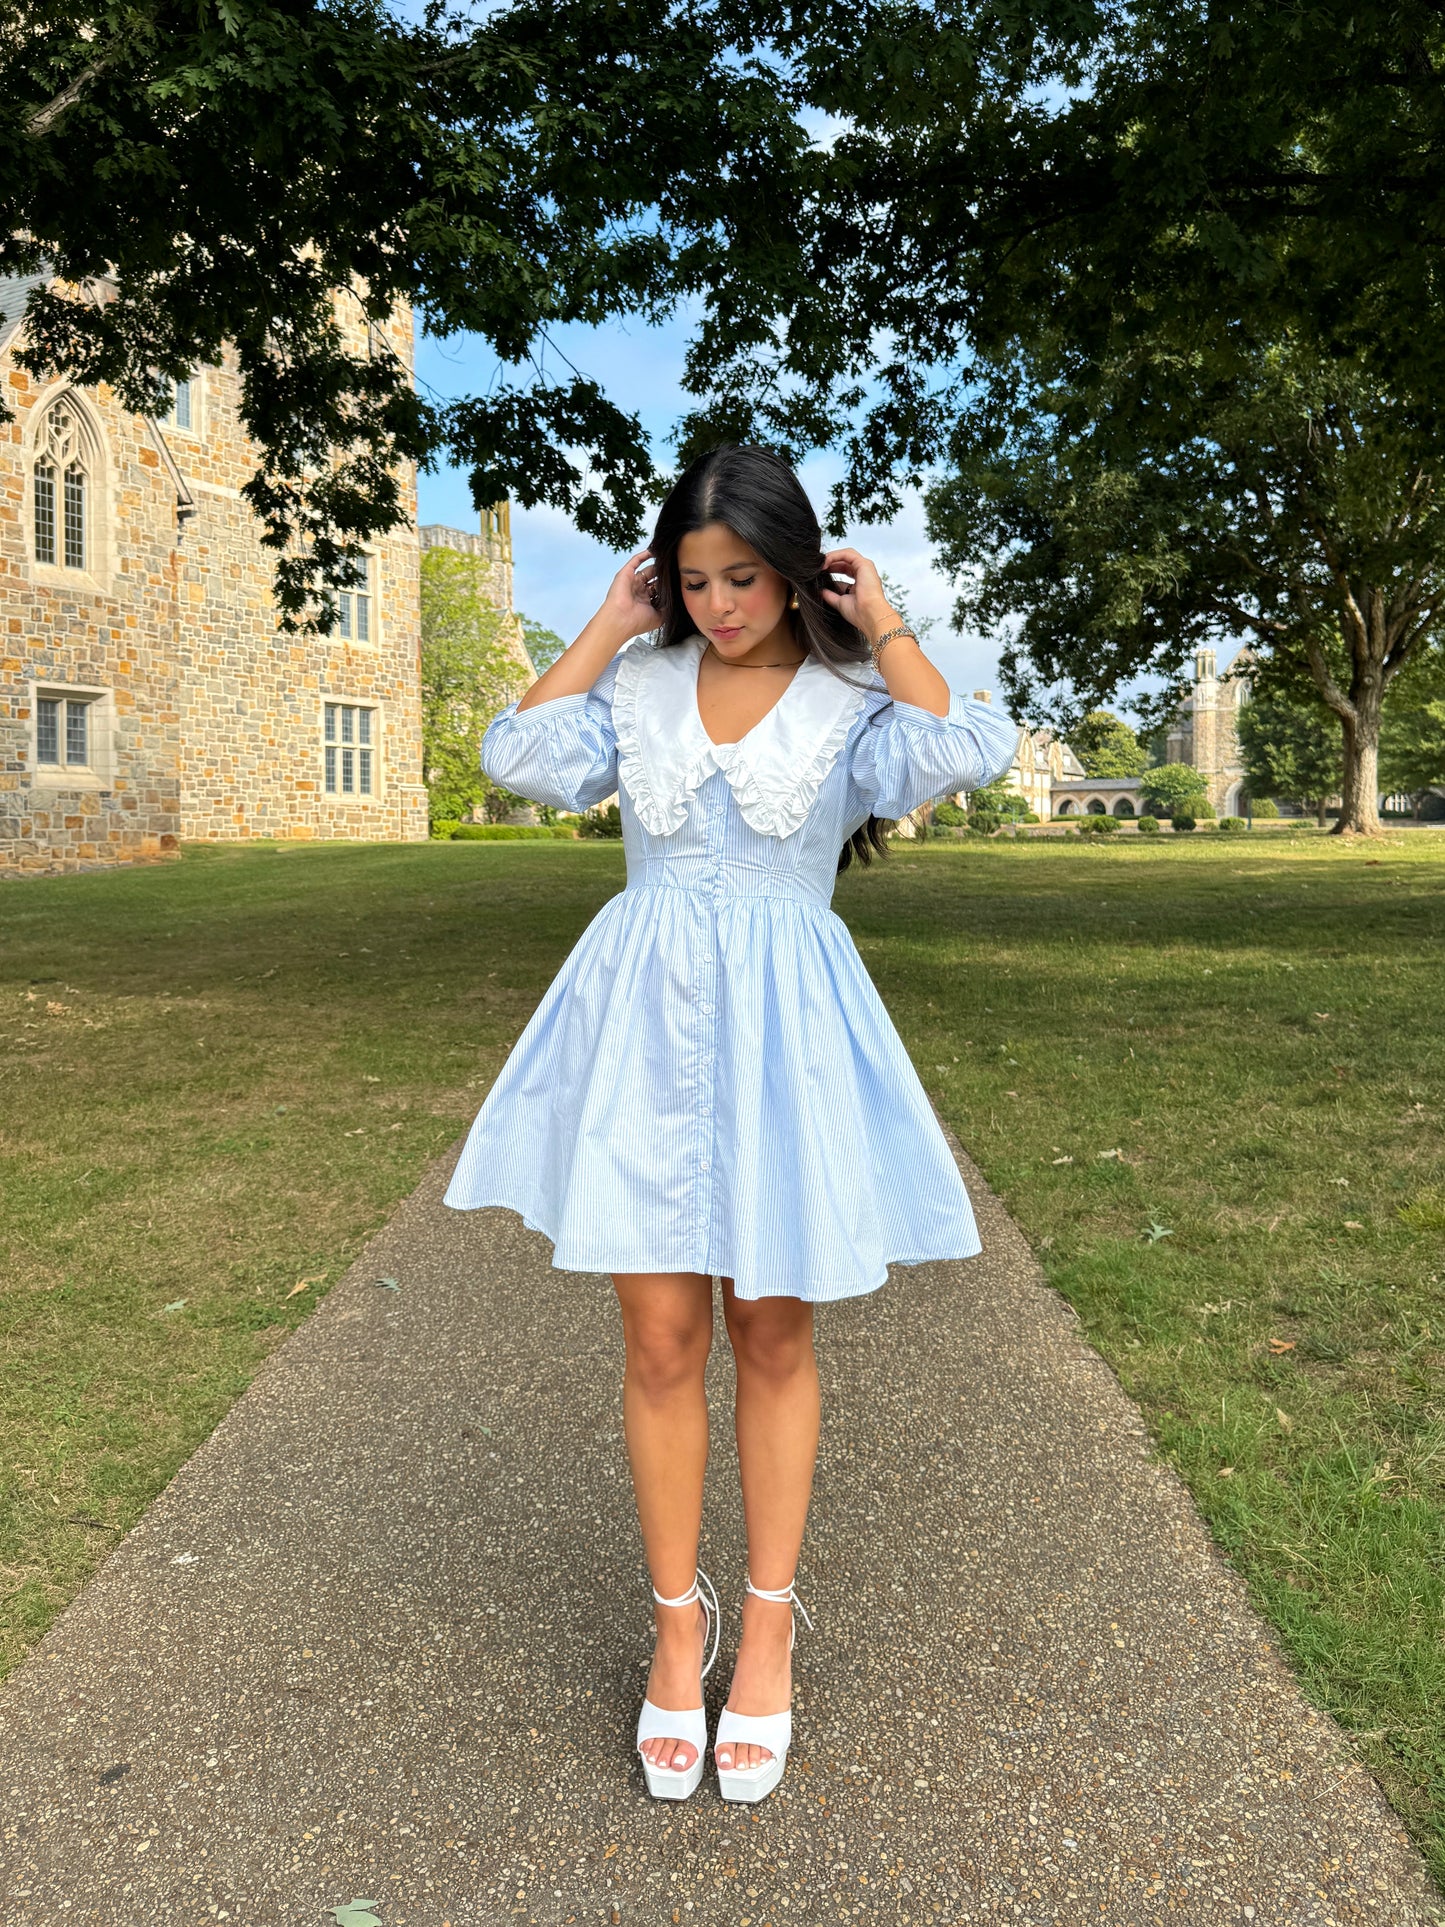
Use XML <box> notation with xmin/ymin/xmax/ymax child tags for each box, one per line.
<box><xmin>26</xmin><ymin>680</ymin><xmax>118</xmax><ymax>791</ymax></box>
<box><xmin>328</xmin><ymin>549</ymin><xmax>379</xmax><ymax>648</ymax></box>
<box><xmin>163</xmin><ymin>369</ymin><xmax>202</xmax><ymax>438</ymax></box>
<box><xmin>25</xmin><ymin>385</ymin><xmax>113</xmax><ymax>594</ymax></box>
<box><xmin>320</xmin><ymin>696</ymin><xmax>385</xmax><ymax>803</ymax></box>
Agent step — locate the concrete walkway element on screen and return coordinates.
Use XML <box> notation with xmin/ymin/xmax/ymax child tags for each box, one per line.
<box><xmin>2</xmin><ymin>1132</ymin><xmax>1439</xmax><ymax>1927</ymax></box>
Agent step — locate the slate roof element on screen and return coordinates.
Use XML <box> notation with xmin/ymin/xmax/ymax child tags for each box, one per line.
<box><xmin>0</xmin><ymin>272</ymin><xmax>52</xmax><ymax>355</ymax></box>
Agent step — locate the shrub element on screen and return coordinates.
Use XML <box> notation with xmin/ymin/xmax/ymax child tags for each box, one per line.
<box><xmin>1022</xmin><ymin>811</ymin><xmax>1040</xmax><ymax>824</ymax></box>
<box><xmin>1195</xmin><ymin>799</ymin><xmax>1217</xmax><ymax>820</ymax></box>
<box><xmin>1136</xmin><ymin>815</ymin><xmax>1160</xmax><ymax>835</ymax></box>
<box><xmin>967</xmin><ymin>810</ymin><xmax>1002</xmax><ymax>834</ymax></box>
<box><xmin>1077</xmin><ymin>813</ymin><xmax>1120</xmax><ymax>834</ymax></box>
<box><xmin>576</xmin><ymin>803</ymin><xmax>623</xmax><ymax>839</ymax></box>
<box><xmin>1248</xmin><ymin>796</ymin><xmax>1280</xmax><ymax>818</ymax></box>
<box><xmin>451</xmin><ymin>823</ymin><xmax>577</xmax><ymax>841</ymax></box>
<box><xmin>430</xmin><ymin>819</ymin><xmax>462</xmax><ymax>841</ymax></box>
<box><xmin>1170</xmin><ymin>813</ymin><xmax>1197</xmax><ymax>833</ymax></box>
<box><xmin>932</xmin><ymin>800</ymin><xmax>968</xmax><ymax>827</ymax></box>
<box><xmin>1217</xmin><ymin>815</ymin><xmax>1248</xmax><ymax>833</ymax></box>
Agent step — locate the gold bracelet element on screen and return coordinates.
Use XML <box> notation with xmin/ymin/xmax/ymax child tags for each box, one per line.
<box><xmin>870</xmin><ymin>624</ymin><xmax>917</xmax><ymax>667</ymax></box>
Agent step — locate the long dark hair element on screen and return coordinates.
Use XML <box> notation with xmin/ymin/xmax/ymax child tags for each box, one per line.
<box><xmin>649</xmin><ymin>444</ymin><xmax>889</xmax><ymax>871</ymax></box>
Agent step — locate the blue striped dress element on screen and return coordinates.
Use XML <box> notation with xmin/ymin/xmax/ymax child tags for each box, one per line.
<box><xmin>442</xmin><ymin>635</ymin><xmax>1021</xmax><ymax>1301</ymax></box>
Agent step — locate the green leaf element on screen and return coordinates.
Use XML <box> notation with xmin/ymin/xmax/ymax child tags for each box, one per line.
<box><xmin>328</xmin><ymin>1901</ymin><xmax>382</xmax><ymax>1927</ymax></box>
<box><xmin>373</xmin><ymin>1276</ymin><xmax>401</xmax><ymax>1292</ymax></box>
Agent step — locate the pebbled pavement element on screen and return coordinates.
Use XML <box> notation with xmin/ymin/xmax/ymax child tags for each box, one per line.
<box><xmin>2</xmin><ymin>1132</ymin><xmax>1440</xmax><ymax>1927</ymax></box>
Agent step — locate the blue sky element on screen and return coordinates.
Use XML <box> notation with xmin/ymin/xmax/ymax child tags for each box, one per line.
<box><xmin>414</xmin><ymin>312</ymin><xmax>1011</xmax><ymax>701</ymax></box>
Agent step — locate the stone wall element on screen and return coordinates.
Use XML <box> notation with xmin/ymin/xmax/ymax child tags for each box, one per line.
<box><xmin>1</xmin><ymin>286</ymin><xmax>427</xmax><ymax>873</ymax></box>
<box><xmin>0</xmin><ymin>359</ymin><xmax>184</xmax><ymax>871</ymax></box>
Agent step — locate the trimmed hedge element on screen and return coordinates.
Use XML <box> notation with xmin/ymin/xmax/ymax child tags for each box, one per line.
<box><xmin>1171</xmin><ymin>814</ymin><xmax>1197</xmax><ymax>833</ymax></box>
<box><xmin>1136</xmin><ymin>815</ymin><xmax>1160</xmax><ymax>835</ymax></box>
<box><xmin>1248</xmin><ymin>797</ymin><xmax>1280</xmax><ymax>818</ymax></box>
<box><xmin>1217</xmin><ymin>816</ymin><xmax>1248</xmax><ymax>833</ymax></box>
<box><xmin>1077</xmin><ymin>813</ymin><xmax>1120</xmax><ymax>834</ymax></box>
<box><xmin>450</xmin><ymin>823</ymin><xmax>577</xmax><ymax>841</ymax></box>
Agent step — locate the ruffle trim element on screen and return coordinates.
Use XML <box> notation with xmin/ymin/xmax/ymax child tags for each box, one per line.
<box><xmin>614</xmin><ymin>640</ymin><xmax>872</xmax><ymax>840</ymax></box>
<box><xmin>711</xmin><ymin>671</ymin><xmax>867</xmax><ymax>838</ymax></box>
<box><xmin>612</xmin><ymin>641</ymin><xmax>716</xmax><ymax>837</ymax></box>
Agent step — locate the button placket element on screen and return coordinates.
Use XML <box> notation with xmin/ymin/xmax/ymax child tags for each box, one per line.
<box><xmin>693</xmin><ymin>781</ymin><xmax>725</xmax><ymax>1259</ymax></box>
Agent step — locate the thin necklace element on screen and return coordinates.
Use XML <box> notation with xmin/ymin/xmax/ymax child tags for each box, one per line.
<box><xmin>703</xmin><ymin>640</ymin><xmax>806</xmax><ymax>670</ymax></box>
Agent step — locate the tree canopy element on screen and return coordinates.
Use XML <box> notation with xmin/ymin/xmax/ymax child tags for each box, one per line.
<box><xmin>1068</xmin><ymin>711</ymin><xmax>1149</xmax><ymax>780</ymax></box>
<box><xmin>419</xmin><ymin>545</ymin><xmax>530</xmax><ymax>827</ymax></box>
<box><xmin>3</xmin><ymin>0</ymin><xmax>803</xmax><ymax>621</ymax></box>
<box><xmin>1140</xmin><ymin>763</ymin><xmax>1209</xmax><ymax>819</ymax></box>
<box><xmin>925</xmin><ymin>340</ymin><xmax>1445</xmax><ymax>831</ymax></box>
<box><xmin>1237</xmin><ymin>685</ymin><xmax>1344</xmax><ymax>825</ymax></box>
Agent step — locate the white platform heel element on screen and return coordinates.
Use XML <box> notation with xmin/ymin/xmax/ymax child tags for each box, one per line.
<box><xmin>713</xmin><ymin>1574</ymin><xmax>813</xmax><ymax>1804</ymax></box>
<box><xmin>636</xmin><ymin>1569</ymin><xmax>720</xmax><ymax>1800</ymax></box>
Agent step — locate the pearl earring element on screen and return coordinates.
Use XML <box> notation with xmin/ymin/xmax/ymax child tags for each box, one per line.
<box><xmin>788</xmin><ymin>591</ymin><xmax>800</xmax><ymax>610</ymax></box>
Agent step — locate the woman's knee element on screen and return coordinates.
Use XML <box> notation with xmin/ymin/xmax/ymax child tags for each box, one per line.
<box><xmin>724</xmin><ymin>1296</ymin><xmax>815</xmax><ymax>1383</ymax></box>
<box><xmin>616</xmin><ymin>1279</ymin><xmax>712</xmax><ymax>1399</ymax></box>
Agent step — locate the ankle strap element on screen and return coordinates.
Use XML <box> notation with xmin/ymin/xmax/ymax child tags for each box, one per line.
<box><xmin>652</xmin><ymin>1576</ymin><xmax>700</xmax><ymax>1609</ymax></box>
<box><xmin>650</xmin><ymin>1567</ymin><xmax>721</xmax><ymax>1680</ymax></box>
<box><xmin>745</xmin><ymin>1573</ymin><xmax>814</xmax><ymax>1633</ymax></box>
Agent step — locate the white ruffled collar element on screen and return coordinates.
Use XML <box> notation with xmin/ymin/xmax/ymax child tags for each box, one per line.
<box><xmin>613</xmin><ymin>635</ymin><xmax>871</xmax><ymax>839</ymax></box>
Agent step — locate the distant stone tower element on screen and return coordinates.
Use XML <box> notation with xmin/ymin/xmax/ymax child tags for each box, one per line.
<box><xmin>419</xmin><ymin>500</ymin><xmax>514</xmax><ymax>611</ymax></box>
<box><xmin>1165</xmin><ymin>645</ymin><xmax>1252</xmax><ymax>814</ymax></box>
<box><xmin>418</xmin><ymin>504</ymin><xmax>533</xmax><ymax>681</ymax></box>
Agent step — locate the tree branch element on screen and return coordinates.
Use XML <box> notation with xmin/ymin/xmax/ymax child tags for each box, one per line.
<box><xmin>24</xmin><ymin>53</ymin><xmax>119</xmax><ymax>137</ymax></box>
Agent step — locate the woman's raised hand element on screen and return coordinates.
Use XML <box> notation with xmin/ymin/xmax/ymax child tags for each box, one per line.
<box><xmin>819</xmin><ymin>547</ymin><xmax>899</xmax><ymax>641</ymax></box>
<box><xmin>597</xmin><ymin>548</ymin><xmax>662</xmax><ymax>645</ymax></box>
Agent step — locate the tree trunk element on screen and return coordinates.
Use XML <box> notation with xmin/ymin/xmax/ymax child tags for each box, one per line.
<box><xmin>1332</xmin><ymin>702</ymin><xmax>1383</xmax><ymax>834</ymax></box>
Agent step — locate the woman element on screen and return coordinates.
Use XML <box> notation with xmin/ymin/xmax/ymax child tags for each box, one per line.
<box><xmin>443</xmin><ymin>444</ymin><xmax>1019</xmax><ymax>1804</ymax></box>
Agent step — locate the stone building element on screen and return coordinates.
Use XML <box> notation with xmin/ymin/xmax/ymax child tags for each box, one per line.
<box><xmin>1</xmin><ymin>276</ymin><xmax>428</xmax><ymax>873</ymax></box>
<box><xmin>1164</xmin><ymin>645</ymin><xmax>1252</xmax><ymax>815</ymax></box>
<box><xmin>981</xmin><ymin>646</ymin><xmax>1254</xmax><ymax>820</ymax></box>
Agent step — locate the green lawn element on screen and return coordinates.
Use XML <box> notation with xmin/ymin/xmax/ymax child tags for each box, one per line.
<box><xmin>2</xmin><ymin>831</ymin><xmax>1442</xmax><ymax>1881</ymax></box>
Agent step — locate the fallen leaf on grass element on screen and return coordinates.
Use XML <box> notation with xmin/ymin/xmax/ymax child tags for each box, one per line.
<box><xmin>1051</xmin><ymin>1155</ymin><xmax>1074</xmax><ymax>1165</ymax></box>
<box><xmin>1343</xmin><ymin>1220</ymin><xmax>1364</xmax><ymax>1230</ymax></box>
<box><xmin>1276</xmin><ymin>1408</ymin><xmax>1293</xmax><ymax>1432</ymax></box>
<box><xmin>1142</xmin><ymin>1221</ymin><xmax>1173</xmax><ymax>1244</ymax></box>
<box><xmin>329</xmin><ymin>1902</ymin><xmax>383</xmax><ymax>1927</ymax></box>
<box><xmin>162</xmin><ymin>1298</ymin><xmax>187</xmax><ymax>1313</ymax></box>
<box><xmin>1217</xmin><ymin>1466</ymin><xmax>1235</xmax><ymax>1478</ymax></box>
<box><xmin>1096</xmin><ymin>1148</ymin><xmax>1125</xmax><ymax>1161</ymax></box>
<box><xmin>1268</xmin><ymin>1338</ymin><xmax>1297</xmax><ymax>1354</ymax></box>
<box><xmin>287</xmin><ymin>1275</ymin><xmax>325</xmax><ymax>1299</ymax></box>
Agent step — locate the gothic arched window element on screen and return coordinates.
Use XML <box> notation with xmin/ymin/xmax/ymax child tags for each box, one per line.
<box><xmin>33</xmin><ymin>396</ymin><xmax>91</xmax><ymax>570</ymax></box>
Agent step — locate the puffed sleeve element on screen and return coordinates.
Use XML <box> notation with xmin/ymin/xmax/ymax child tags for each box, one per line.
<box><xmin>480</xmin><ymin>654</ymin><xmax>621</xmax><ymax>812</ymax></box>
<box><xmin>851</xmin><ymin>692</ymin><xmax>1021</xmax><ymax>819</ymax></box>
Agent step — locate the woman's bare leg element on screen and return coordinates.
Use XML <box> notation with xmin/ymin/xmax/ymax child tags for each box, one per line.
<box><xmin>716</xmin><ymin>1278</ymin><xmax>820</xmax><ymax>1772</ymax></box>
<box><xmin>612</xmin><ymin>1270</ymin><xmax>714</xmax><ymax>1774</ymax></box>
